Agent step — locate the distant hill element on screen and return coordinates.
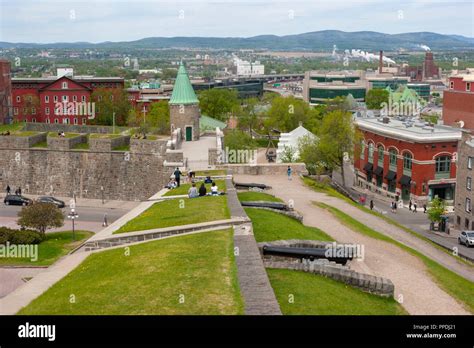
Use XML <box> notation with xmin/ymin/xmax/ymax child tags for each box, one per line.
<box><xmin>1</xmin><ymin>30</ymin><xmax>473</xmax><ymax>51</ymax></box>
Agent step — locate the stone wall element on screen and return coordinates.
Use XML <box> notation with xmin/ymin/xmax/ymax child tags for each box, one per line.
<box><xmin>169</xmin><ymin>104</ymin><xmax>200</xmax><ymax>141</ymax></box>
<box><xmin>0</xmin><ymin>134</ymin><xmax>175</xmax><ymax>201</ymax></box>
<box><xmin>89</xmin><ymin>135</ymin><xmax>130</xmax><ymax>152</ymax></box>
<box><xmin>24</xmin><ymin>123</ymin><xmax>128</xmax><ymax>134</ymax></box>
<box><xmin>218</xmin><ymin>163</ymin><xmax>308</xmax><ymax>175</ymax></box>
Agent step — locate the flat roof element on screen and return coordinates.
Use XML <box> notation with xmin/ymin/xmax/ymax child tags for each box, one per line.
<box><xmin>12</xmin><ymin>77</ymin><xmax>124</xmax><ymax>82</ymax></box>
<box><xmin>355</xmin><ymin>116</ymin><xmax>462</xmax><ymax>143</ymax></box>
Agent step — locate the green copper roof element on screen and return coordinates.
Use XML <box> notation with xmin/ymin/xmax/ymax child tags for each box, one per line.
<box><xmin>200</xmin><ymin>115</ymin><xmax>227</xmax><ymax>131</ymax></box>
<box><xmin>169</xmin><ymin>64</ymin><xmax>199</xmax><ymax>105</ymax></box>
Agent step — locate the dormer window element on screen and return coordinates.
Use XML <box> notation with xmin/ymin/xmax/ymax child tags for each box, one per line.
<box><xmin>62</xmin><ymin>82</ymin><xmax>68</xmax><ymax>89</ymax></box>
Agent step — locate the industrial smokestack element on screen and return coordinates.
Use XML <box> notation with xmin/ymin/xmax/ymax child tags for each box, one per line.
<box><xmin>379</xmin><ymin>50</ymin><xmax>383</xmax><ymax>74</ymax></box>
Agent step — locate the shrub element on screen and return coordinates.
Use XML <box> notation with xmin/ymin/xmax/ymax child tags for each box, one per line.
<box><xmin>17</xmin><ymin>202</ymin><xmax>64</xmax><ymax>236</ymax></box>
<box><xmin>0</xmin><ymin>227</ymin><xmax>44</xmax><ymax>244</ymax></box>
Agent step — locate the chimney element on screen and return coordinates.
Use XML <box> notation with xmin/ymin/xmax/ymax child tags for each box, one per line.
<box><xmin>379</xmin><ymin>50</ymin><xmax>384</xmax><ymax>74</ymax></box>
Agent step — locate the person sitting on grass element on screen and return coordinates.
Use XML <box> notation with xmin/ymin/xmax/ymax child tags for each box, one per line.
<box><xmin>188</xmin><ymin>183</ymin><xmax>199</xmax><ymax>198</ymax></box>
<box><xmin>166</xmin><ymin>178</ymin><xmax>177</xmax><ymax>189</ymax></box>
<box><xmin>199</xmin><ymin>183</ymin><xmax>207</xmax><ymax>197</ymax></box>
<box><xmin>210</xmin><ymin>182</ymin><xmax>219</xmax><ymax>196</ymax></box>
<box><xmin>204</xmin><ymin>176</ymin><xmax>212</xmax><ymax>184</ymax></box>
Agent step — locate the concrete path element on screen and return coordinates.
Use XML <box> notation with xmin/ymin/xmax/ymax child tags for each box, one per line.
<box><xmin>0</xmin><ymin>252</ymin><xmax>89</xmax><ymax>315</ymax></box>
<box><xmin>181</xmin><ymin>136</ymin><xmax>215</xmax><ymax>170</ymax></box>
<box><xmin>226</xmin><ymin>178</ymin><xmax>281</xmax><ymax>315</ymax></box>
<box><xmin>0</xmin><ymin>267</ymin><xmax>46</xmax><ymax>299</ymax></box>
<box><xmin>235</xmin><ymin>174</ymin><xmax>472</xmax><ymax>315</ymax></box>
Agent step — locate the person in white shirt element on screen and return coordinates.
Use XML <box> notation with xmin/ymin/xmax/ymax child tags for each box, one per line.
<box><xmin>210</xmin><ymin>182</ymin><xmax>219</xmax><ymax>195</ymax></box>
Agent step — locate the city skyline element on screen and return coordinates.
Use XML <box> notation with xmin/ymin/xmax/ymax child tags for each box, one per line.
<box><xmin>0</xmin><ymin>0</ymin><xmax>473</xmax><ymax>43</ymax></box>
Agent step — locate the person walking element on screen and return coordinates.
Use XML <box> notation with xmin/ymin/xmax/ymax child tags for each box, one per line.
<box><xmin>390</xmin><ymin>201</ymin><xmax>394</xmax><ymax>213</ymax></box>
<box><xmin>423</xmin><ymin>203</ymin><xmax>427</xmax><ymax>213</ymax></box>
<box><xmin>409</xmin><ymin>200</ymin><xmax>412</xmax><ymax>211</ymax></box>
<box><xmin>6</xmin><ymin>185</ymin><xmax>11</xmax><ymax>196</ymax></box>
<box><xmin>369</xmin><ymin>200</ymin><xmax>374</xmax><ymax>211</ymax></box>
<box><xmin>173</xmin><ymin>167</ymin><xmax>182</xmax><ymax>187</ymax></box>
<box><xmin>393</xmin><ymin>201</ymin><xmax>397</xmax><ymax>214</ymax></box>
<box><xmin>413</xmin><ymin>202</ymin><xmax>417</xmax><ymax>213</ymax></box>
<box><xmin>287</xmin><ymin>166</ymin><xmax>292</xmax><ymax>181</ymax></box>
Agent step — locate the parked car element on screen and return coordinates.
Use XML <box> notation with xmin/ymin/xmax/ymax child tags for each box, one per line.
<box><xmin>458</xmin><ymin>231</ymin><xmax>474</xmax><ymax>247</ymax></box>
<box><xmin>4</xmin><ymin>195</ymin><xmax>33</xmax><ymax>206</ymax></box>
<box><xmin>36</xmin><ymin>196</ymin><xmax>65</xmax><ymax>208</ymax></box>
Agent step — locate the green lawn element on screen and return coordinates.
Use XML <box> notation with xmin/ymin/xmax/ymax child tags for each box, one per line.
<box><xmin>164</xmin><ymin>179</ymin><xmax>226</xmax><ymax>196</ymax></box>
<box><xmin>115</xmin><ymin>196</ymin><xmax>230</xmax><ymax>234</ymax></box>
<box><xmin>10</xmin><ymin>131</ymin><xmax>40</xmax><ymax>137</ymax></box>
<box><xmin>268</xmin><ymin>269</ymin><xmax>406</xmax><ymax>315</ymax></box>
<box><xmin>316</xmin><ymin>202</ymin><xmax>474</xmax><ymax>313</ymax></box>
<box><xmin>72</xmin><ymin>142</ymin><xmax>90</xmax><ymax>150</ymax></box>
<box><xmin>19</xmin><ymin>229</ymin><xmax>244</xmax><ymax>315</ymax></box>
<box><xmin>0</xmin><ymin>122</ymin><xmax>24</xmax><ymax>133</ymax></box>
<box><xmin>0</xmin><ymin>231</ymin><xmax>93</xmax><ymax>266</ymax></box>
<box><xmin>245</xmin><ymin>208</ymin><xmax>333</xmax><ymax>243</ymax></box>
<box><xmin>238</xmin><ymin>191</ymin><xmax>283</xmax><ymax>203</ymax></box>
<box><xmin>89</xmin><ymin>133</ymin><xmax>122</xmax><ymax>139</ymax></box>
<box><xmin>194</xmin><ymin>169</ymin><xmax>227</xmax><ymax>176</ymax></box>
<box><xmin>32</xmin><ymin>140</ymin><xmax>48</xmax><ymax>148</ymax></box>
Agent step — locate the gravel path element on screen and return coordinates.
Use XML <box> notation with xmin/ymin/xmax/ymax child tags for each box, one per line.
<box><xmin>235</xmin><ymin>174</ymin><xmax>471</xmax><ymax>315</ymax></box>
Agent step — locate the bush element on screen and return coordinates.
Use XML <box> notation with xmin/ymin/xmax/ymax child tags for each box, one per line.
<box><xmin>0</xmin><ymin>227</ymin><xmax>44</xmax><ymax>244</ymax></box>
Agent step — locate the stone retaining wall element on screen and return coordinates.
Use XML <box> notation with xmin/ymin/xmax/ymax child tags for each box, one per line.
<box><xmin>24</xmin><ymin>123</ymin><xmax>128</xmax><ymax>134</ymax></box>
<box><xmin>89</xmin><ymin>135</ymin><xmax>130</xmax><ymax>152</ymax></box>
<box><xmin>218</xmin><ymin>163</ymin><xmax>307</xmax><ymax>175</ymax></box>
<box><xmin>47</xmin><ymin>134</ymin><xmax>87</xmax><ymax>151</ymax></box>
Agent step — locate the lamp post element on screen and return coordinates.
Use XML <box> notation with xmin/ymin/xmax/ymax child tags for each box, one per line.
<box><xmin>101</xmin><ymin>186</ymin><xmax>104</xmax><ymax>205</ymax></box>
<box><xmin>67</xmin><ymin>208</ymin><xmax>79</xmax><ymax>241</ymax></box>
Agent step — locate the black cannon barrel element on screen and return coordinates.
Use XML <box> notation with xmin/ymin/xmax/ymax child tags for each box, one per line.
<box><xmin>235</xmin><ymin>182</ymin><xmax>269</xmax><ymax>189</ymax></box>
<box><xmin>262</xmin><ymin>245</ymin><xmax>353</xmax><ymax>265</ymax></box>
<box><xmin>240</xmin><ymin>201</ymin><xmax>288</xmax><ymax>210</ymax></box>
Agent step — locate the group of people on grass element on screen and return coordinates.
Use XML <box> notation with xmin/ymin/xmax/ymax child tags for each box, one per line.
<box><xmin>165</xmin><ymin>167</ymin><xmax>223</xmax><ymax>198</ymax></box>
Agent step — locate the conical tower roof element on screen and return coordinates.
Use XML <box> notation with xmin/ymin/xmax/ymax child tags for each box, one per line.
<box><xmin>169</xmin><ymin>63</ymin><xmax>199</xmax><ymax>105</ymax></box>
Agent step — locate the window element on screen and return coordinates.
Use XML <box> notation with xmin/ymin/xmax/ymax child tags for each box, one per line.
<box><xmin>360</xmin><ymin>141</ymin><xmax>365</xmax><ymax>159</ymax></box>
<box><xmin>467</xmin><ymin>82</ymin><xmax>471</xmax><ymax>92</ymax></box>
<box><xmin>469</xmin><ymin>157</ymin><xmax>473</xmax><ymax>170</ymax></box>
<box><xmin>45</xmin><ymin>96</ymin><xmax>49</xmax><ymax>103</ymax></box>
<box><xmin>435</xmin><ymin>156</ymin><xmax>451</xmax><ymax>173</ymax></box>
<box><xmin>14</xmin><ymin>107</ymin><xmax>18</xmax><ymax>115</ymax></box>
<box><xmin>31</xmin><ymin>107</ymin><xmax>36</xmax><ymax>115</ymax></box>
<box><xmin>62</xmin><ymin>82</ymin><xmax>68</xmax><ymax>89</ymax></box>
<box><xmin>466</xmin><ymin>198</ymin><xmax>471</xmax><ymax>213</ymax></box>
<box><xmin>73</xmin><ymin>95</ymin><xmax>77</xmax><ymax>102</ymax></box>
<box><xmin>368</xmin><ymin>143</ymin><xmax>374</xmax><ymax>163</ymax></box>
<box><xmin>468</xmin><ymin>177</ymin><xmax>472</xmax><ymax>191</ymax></box>
<box><xmin>54</xmin><ymin>118</ymin><xmax>59</xmax><ymax>124</ymax></box>
<box><xmin>31</xmin><ymin>118</ymin><xmax>36</xmax><ymax>123</ymax></box>
<box><xmin>466</xmin><ymin>218</ymin><xmax>470</xmax><ymax>229</ymax></box>
<box><xmin>62</xmin><ymin>95</ymin><xmax>68</xmax><ymax>102</ymax></box>
<box><xmin>23</xmin><ymin>107</ymin><xmax>27</xmax><ymax>114</ymax></box>
<box><xmin>45</xmin><ymin>107</ymin><xmax>50</xmax><ymax>115</ymax></box>
<box><xmin>81</xmin><ymin>96</ymin><xmax>86</xmax><ymax>102</ymax></box>
<box><xmin>377</xmin><ymin>146</ymin><xmax>384</xmax><ymax>166</ymax></box>
<box><xmin>16</xmin><ymin>96</ymin><xmax>20</xmax><ymax>102</ymax></box>
<box><xmin>389</xmin><ymin>149</ymin><xmax>397</xmax><ymax>167</ymax></box>
<box><xmin>403</xmin><ymin>152</ymin><xmax>412</xmax><ymax>171</ymax></box>
<box><xmin>54</xmin><ymin>96</ymin><xmax>58</xmax><ymax>103</ymax></box>
<box><xmin>450</xmin><ymin>81</ymin><xmax>454</xmax><ymax>89</ymax></box>
<box><xmin>74</xmin><ymin>118</ymin><xmax>78</xmax><ymax>125</ymax></box>
<box><xmin>82</xmin><ymin>118</ymin><xmax>86</xmax><ymax>125</ymax></box>
<box><xmin>46</xmin><ymin>118</ymin><xmax>50</xmax><ymax>124</ymax></box>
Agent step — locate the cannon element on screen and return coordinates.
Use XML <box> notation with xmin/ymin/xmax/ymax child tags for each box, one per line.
<box><xmin>234</xmin><ymin>182</ymin><xmax>270</xmax><ymax>190</ymax></box>
<box><xmin>262</xmin><ymin>245</ymin><xmax>354</xmax><ymax>265</ymax></box>
<box><xmin>240</xmin><ymin>201</ymin><xmax>288</xmax><ymax>211</ymax></box>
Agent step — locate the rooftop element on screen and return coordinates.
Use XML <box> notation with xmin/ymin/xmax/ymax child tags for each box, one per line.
<box><xmin>354</xmin><ymin>115</ymin><xmax>462</xmax><ymax>143</ymax></box>
<box><xmin>169</xmin><ymin>64</ymin><xmax>199</xmax><ymax>105</ymax></box>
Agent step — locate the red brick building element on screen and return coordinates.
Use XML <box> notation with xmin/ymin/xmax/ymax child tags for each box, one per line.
<box><xmin>404</xmin><ymin>52</ymin><xmax>441</xmax><ymax>81</ymax></box>
<box><xmin>0</xmin><ymin>59</ymin><xmax>12</xmax><ymax>124</ymax></box>
<box><xmin>354</xmin><ymin>115</ymin><xmax>462</xmax><ymax>205</ymax></box>
<box><xmin>443</xmin><ymin>71</ymin><xmax>474</xmax><ymax>131</ymax></box>
<box><xmin>11</xmin><ymin>75</ymin><xmax>124</xmax><ymax>125</ymax></box>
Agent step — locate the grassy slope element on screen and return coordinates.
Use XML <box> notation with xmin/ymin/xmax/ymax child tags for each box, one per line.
<box><xmin>245</xmin><ymin>208</ymin><xmax>333</xmax><ymax>243</ymax></box>
<box><xmin>0</xmin><ymin>231</ymin><xmax>93</xmax><ymax>266</ymax></box>
<box><xmin>19</xmin><ymin>230</ymin><xmax>244</xmax><ymax>315</ymax></box>
<box><xmin>164</xmin><ymin>179</ymin><xmax>226</xmax><ymax>196</ymax></box>
<box><xmin>268</xmin><ymin>269</ymin><xmax>406</xmax><ymax>315</ymax></box>
<box><xmin>0</xmin><ymin>123</ymin><xmax>24</xmax><ymax>133</ymax></box>
<box><xmin>316</xmin><ymin>202</ymin><xmax>474</xmax><ymax>313</ymax></box>
<box><xmin>115</xmin><ymin>196</ymin><xmax>230</xmax><ymax>234</ymax></box>
<box><xmin>237</xmin><ymin>191</ymin><xmax>283</xmax><ymax>203</ymax></box>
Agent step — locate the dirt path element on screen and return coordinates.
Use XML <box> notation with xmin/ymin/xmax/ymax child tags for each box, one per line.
<box><xmin>235</xmin><ymin>174</ymin><xmax>471</xmax><ymax>315</ymax></box>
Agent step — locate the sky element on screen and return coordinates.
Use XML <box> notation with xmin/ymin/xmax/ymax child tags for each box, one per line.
<box><xmin>0</xmin><ymin>0</ymin><xmax>473</xmax><ymax>43</ymax></box>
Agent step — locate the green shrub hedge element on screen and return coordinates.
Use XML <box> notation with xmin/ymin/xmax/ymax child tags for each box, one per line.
<box><xmin>0</xmin><ymin>227</ymin><xmax>44</xmax><ymax>244</ymax></box>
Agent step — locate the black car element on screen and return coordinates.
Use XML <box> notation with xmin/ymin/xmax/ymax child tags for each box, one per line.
<box><xmin>37</xmin><ymin>196</ymin><xmax>65</xmax><ymax>208</ymax></box>
<box><xmin>4</xmin><ymin>195</ymin><xmax>33</xmax><ymax>206</ymax></box>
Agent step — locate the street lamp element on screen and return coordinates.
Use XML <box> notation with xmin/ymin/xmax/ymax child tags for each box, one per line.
<box><xmin>67</xmin><ymin>208</ymin><xmax>79</xmax><ymax>241</ymax></box>
<box><xmin>101</xmin><ymin>186</ymin><xmax>104</xmax><ymax>205</ymax></box>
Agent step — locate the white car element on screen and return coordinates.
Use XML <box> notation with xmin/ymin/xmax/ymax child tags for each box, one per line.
<box><xmin>458</xmin><ymin>231</ymin><xmax>474</xmax><ymax>247</ymax></box>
